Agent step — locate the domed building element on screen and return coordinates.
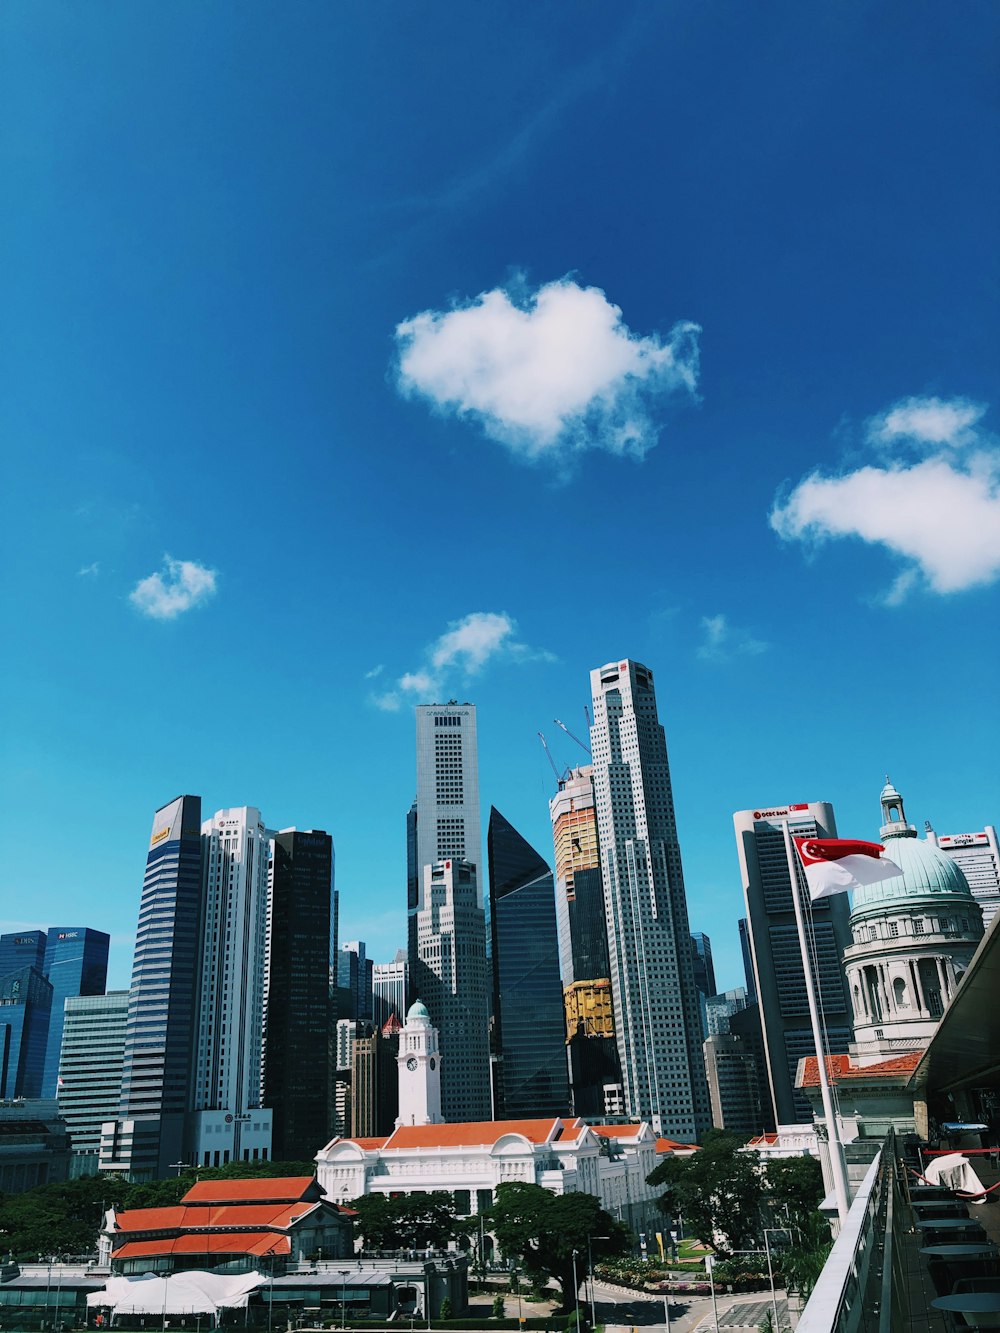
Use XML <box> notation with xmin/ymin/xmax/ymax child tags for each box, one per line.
<box><xmin>843</xmin><ymin>780</ymin><xmax>984</xmax><ymax>1062</ymax></box>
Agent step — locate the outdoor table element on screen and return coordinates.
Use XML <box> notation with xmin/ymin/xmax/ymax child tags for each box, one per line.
<box><xmin>920</xmin><ymin>1245</ymin><xmax>999</xmax><ymax>1260</ymax></box>
<box><xmin>916</xmin><ymin>1217</ymin><xmax>986</xmax><ymax>1230</ymax></box>
<box><xmin>913</xmin><ymin>1201</ymin><xmax>971</xmax><ymax>1216</ymax></box>
<box><xmin>931</xmin><ymin>1292</ymin><xmax>1000</xmax><ymax>1326</ymax></box>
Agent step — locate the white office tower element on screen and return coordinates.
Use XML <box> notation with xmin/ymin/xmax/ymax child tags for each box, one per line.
<box><xmin>926</xmin><ymin>824</ymin><xmax>1000</xmax><ymax>929</ymax></box>
<box><xmin>396</xmin><ymin>1000</ymin><xmax>443</xmax><ymax>1126</ymax></box>
<box><xmin>415</xmin><ymin>859</ymin><xmax>491</xmax><ymax>1121</ymax></box>
<box><xmin>589</xmin><ymin>659</ymin><xmax>712</xmax><ymax>1139</ymax></box>
<box><xmin>187</xmin><ymin>807</ymin><xmax>273</xmax><ymax>1166</ymax></box>
<box><xmin>408</xmin><ymin>704</ymin><xmax>482</xmax><ymax>967</ymax></box>
<box><xmin>373</xmin><ymin>958</ymin><xmax>409</xmax><ymax>1026</ymax></box>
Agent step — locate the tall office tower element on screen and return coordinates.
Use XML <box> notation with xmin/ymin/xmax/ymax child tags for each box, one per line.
<box><xmin>408</xmin><ymin>704</ymin><xmax>482</xmax><ymax>973</ymax></box>
<box><xmin>265</xmin><ymin>828</ymin><xmax>334</xmax><ymax>1162</ymax></box>
<box><xmin>927</xmin><ymin>824</ymin><xmax>1000</xmax><ymax>929</ymax></box>
<box><xmin>487</xmin><ymin>809</ymin><xmax>570</xmax><ymax>1119</ymax></box>
<box><xmin>549</xmin><ymin>765</ymin><xmax>621</xmax><ymax>1117</ymax></box>
<box><xmin>738</xmin><ymin>919</ymin><xmax>757</xmax><ymax>1001</ymax></box>
<box><xmin>40</xmin><ymin>927</ymin><xmax>110</xmax><ymax>1098</ymax></box>
<box><xmin>414</xmin><ymin>859</ymin><xmax>491</xmax><ymax>1121</ymax></box>
<box><xmin>58</xmin><ymin>991</ymin><xmax>128</xmax><ymax>1176</ymax></box>
<box><xmin>703</xmin><ymin>1001</ymin><xmax>773</xmax><ymax>1139</ymax></box>
<box><xmin>690</xmin><ymin>932</ymin><xmax>716</xmax><ymax>1040</ymax></box>
<box><xmin>101</xmin><ymin>795</ymin><xmax>203</xmax><ymax>1180</ymax></box>
<box><xmin>187</xmin><ymin>807</ymin><xmax>272</xmax><ymax>1167</ymax></box>
<box><xmin>589</xmin><ymin>658</ymin><xmax>712</xmax><ymax>1139</ymax></box>
<box><xmin>705</xmin><ymin>987</ymin><xmax>751</xmax><ymax>1036</ymax></box>
<box><xmin>733</xmin><ymin>801</ymin><xmax>855</xmax><ymax>1125</ymax></box>
<box><xmin>0</xmin><ymin>930</ymin><xmax>47</xmax><ymax>978</ymax></box>
<box><xmin>0</xmin><ymin>966</ymin><xmax>53</xmax><ymax>1098</ymax></box>
<box><xmin>337</xmin><ymin>941</ymin><xmax>373</xmax><ymax>1023</ymax></box>
<box><xmin>351</xmin><ymin>1019</ymin><xmax>400</xmax><ymax>1137</ymax></box>
<box><xmin>373</xmin><ymin>957</ymin><xmax>409</xmax><ymax>1026</ymax></box>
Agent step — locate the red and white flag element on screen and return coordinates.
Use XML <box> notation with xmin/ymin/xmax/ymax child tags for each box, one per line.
<box><xmin>793</xmin><ymin>837</ymin><xmax>903</xmax><ymax>901</ymax></box>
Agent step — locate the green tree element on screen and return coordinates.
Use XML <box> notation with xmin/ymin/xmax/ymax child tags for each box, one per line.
<box><xmin>488</xmin><ymin>1181</ymin><xmax>630</xmax><ymax>1311</ymax></box>
<box><xmin>764</xmin><ymin>1156</ymin><xmax>823</xmax><ymax>1225</ymax></box>
<box><xmin>777</xmin><ymin>1210</ymin><xmax>832</xmax><ymax>1300</ymax></box>
<box><xmin>349</xmin><ymin>1191</ymin><xmax>458</xmax><ymax>1250</ymax></box>
<box><xmin>647</xmin><ymin>1130</ymin><xmax>763</xmax><ymax>1257</ymax></box>
<box><xmin>491</xmin><ymin>1295</ymin><xmax>506</xmax><ymax>1318</ymax></box>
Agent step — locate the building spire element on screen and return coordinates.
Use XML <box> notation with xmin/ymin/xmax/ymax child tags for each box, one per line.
<box><xmin>880</xmin><ymin>777</ymin><xmax>916</xmax><ymax>841</ymax></box>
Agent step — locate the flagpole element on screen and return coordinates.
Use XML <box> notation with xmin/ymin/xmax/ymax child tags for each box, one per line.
<box><xmin>782</xmin><ymin>819</ymin><xmax>851</xmax><ymax>1222</ymax></box>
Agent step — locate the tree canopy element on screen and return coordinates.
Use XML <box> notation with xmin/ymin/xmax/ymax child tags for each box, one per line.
<box><xmin>647</xmin><ymin>1131</ymin><xmax>763</xmax><ymax>1256</ymax></box>
<box><xmin>488</xmin><ymin>1181</ymin><xmax>631</xmax><ymax>1312</ymax></box>
<box><xmin>348</xmin><ymin>1191</ymin><xmax>459</xmax><ymax>1250</ymax></box>
<box><xmin>763</xmin><ymin>1155</ymin><xmax>824</xmax><ymax>1224</ymax></box>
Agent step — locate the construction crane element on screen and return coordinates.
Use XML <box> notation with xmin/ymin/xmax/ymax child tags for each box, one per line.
<box><xmin>537</xmin><ymin>732</ymin><xmax>569</xmax><ymax>786</ymax></box>
<box><xmin>553</xmin><ymin>718</ymin><xmax>591</xmax><ymax>757</ymax></box>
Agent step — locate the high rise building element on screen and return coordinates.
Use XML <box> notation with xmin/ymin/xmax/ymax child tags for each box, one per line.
<box><xmin>738</xmin><ymin>918</ymin><xmax>757</xmax><ymax>1001</ymax></box>
<box><xmin>58</xmin><ymin>991</ymin><xmax>128</xmax><ymax>1176</ymax></box>
<box><xmin>265</xmin><ymin>828</ymin><xmax>335</xmax><ymax>1162</ymax></box>
<box><xmin>373</xmin><ymin>957</ymin><xmax>408</xmax><ymax>1027</ymax></box>
<box><xmin>733</xmin><ymin>801</ymin><xmax>855</xmax><ymax>1125</ymax></box>
<box><xmin>351</xmin><ymin>1018</ymin><xmax>400</xmax><ymax>1138</ymax></box>
<box><xmin>589</xmin><ymin>658</ymin><xmax>711</xmax><ymax>1139</ymax></box>
<box><xmin>414</xmin><ymin>859</ymin><xmax>491</xmax><ymax>1121</ymax></box>
<box><xmin>187</xmin><ymin>807</ymin><xmax>272</xmax><ymax>1167</ymax></box>
<box><xmin>549</xmin><ymin>765</ymin><xmax>622</xmax><ymax>1118</ymax></box>
<box><xmin>703</xmin><ymin>1001</ymin><xmax>773</xmax><ymax>1140</ymax></box>
<box><xmin>927</xmin><ymin>823</ymin><xmax>1000</xmax><ymax>929</ymax></box>
<box><xmin>0</xmin><ymin>931</ymin><xmax>47</xmax><ymax>978</ymax></box>
<box><xmin>0</xmin><ymin>966</ymin><xmax>52</xmax><ymax>1099</ymax></box>
<box><xmin>41</xmin><ymin>927</ymin><xmax>110</xmax><ymax>1099</ymax></box>
<box><xmin>337</xmin><ymin>941</ymin><xmax>373</xmax><ymax>1023</ymax></box>
<box><xmin>487</xmin><ymin>808</ymin><xmax>570</xmax><ymax>1119</ymax></box>
<box><xmin>101</xmin><ymin>794</ymin><xmax>203</xmax><ymax>1180</ymax></box>
<box><xmin>690</xmin><ymin>932</ymin><xmax>716</xmax><ymax>1041</ymax></box>
<box><xmin>408</xmin><ymin>704</ymin><xmax>482</xmax><ymax>970</ymax></box>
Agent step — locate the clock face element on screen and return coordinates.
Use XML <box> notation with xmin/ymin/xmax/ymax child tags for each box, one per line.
<box><xmin>406</xmin><ymin>1057</ymin><xmax>418</xmax><ymax>1071</ymax></box>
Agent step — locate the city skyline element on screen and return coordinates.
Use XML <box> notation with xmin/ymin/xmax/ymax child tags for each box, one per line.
<box><xmin>3</xmin><ymin>5</ymin><xmax>998</xmax><ymax>1003</ymax></box>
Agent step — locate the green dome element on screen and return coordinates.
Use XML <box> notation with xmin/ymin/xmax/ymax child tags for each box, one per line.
<box><xmin>406</xmin><ymin>999</ymin><xmax>431</xmax><ymax>1021</ymax></box>
<box><xmin>851</xmin><ymin>833</ymin><xmax>974</xmax><ymax>916</ymax></box>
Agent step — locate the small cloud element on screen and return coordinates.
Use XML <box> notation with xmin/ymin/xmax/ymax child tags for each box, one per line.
<box><xmin>868</xmin><ymin>395</ymin><xmax>986</xmax><ymax>448</ymax></box>
<box><xmin>364</xmin><ymin>664</ymin><xmax>385</xmax><ymax>680</ymax></box>
<box><xmin>129</xmin><ymin>556</ymin><xmax>218</xmax><ymax>620</ymax></box>
<box><xmin>771</xmin><ymin>396</ymin><xmax>1000</xmax><ymax>598</ymax></box>
<box><xmin>77</xmin><ymin>562</ymin><xmax>100</xmax><ymax>577</ymax></box>
<box><xmin>371</xmin><ymin>611</ymin><xmax>550</xmax><ymax>710</ymax></box>
<box><xmin>394</xmin><ymin>277</ymin><xmax>700</xmax><ymax>464</ymax></box>
<box><xmin>697</xmin><ymin>614</ymin><xmax>768</xmax><ymax>663</ymax></box>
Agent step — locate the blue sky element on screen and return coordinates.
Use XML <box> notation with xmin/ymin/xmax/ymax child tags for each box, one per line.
<box><xmin>3</xmin><ymin>2</ymin><xmax>998</xmax><ymax>994</ymax></box>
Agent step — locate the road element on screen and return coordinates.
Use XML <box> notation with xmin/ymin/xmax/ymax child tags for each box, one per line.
<box><xmin>593</xmin><ymin>1278</ymin><xmax>790</xmax><ymax>1333</ymax></box>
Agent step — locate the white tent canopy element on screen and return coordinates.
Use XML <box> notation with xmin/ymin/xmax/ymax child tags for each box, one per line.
<box><xmin>89</xmin><ymin>1271</ymin><xmax>264</xmax><ymax>1320</ymax></box>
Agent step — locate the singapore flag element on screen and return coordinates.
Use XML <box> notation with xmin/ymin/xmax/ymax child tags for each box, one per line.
<box><xmin>794</xmin><ymin>837</ymin><xmax>903</xmax><ymax>902</ymax></box>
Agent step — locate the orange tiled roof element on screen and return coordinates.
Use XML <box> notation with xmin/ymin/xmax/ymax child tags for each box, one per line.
<box><xmin>114</xmin><ymin>1202</ymin><xmax>319</xmax><ymax>1235</ymax></box>
<box><xmin>114</xmin><ymin>1207</ymin><xmax>188</xmax><ymax>1231</ymax></box>
<box><xmin>385</xmin><ymin>1118</ymin><xmax>564</xmax><ymax>1149</ymax></box>
<box><xmin>591</xmin><ymin>1124</ymin><xmax>643</xmax><ymax>1139</ymax></box>
<box><xmin>181</xmin><ymin>1176</ymin><xmax>317</xmax><ymax>1204</ymax></box>
<box><xmin>744</xmin><ymin>1133</ymin><xmax>778</xmax><ymax>1147</ymax></box>
<box><xmin>799</xmin><ymin>1051</ymin><xmax>923</xmax><ymax>1087</ymax></box>
<box><xmin>114</xmin><ymin>1233</ymin><xmax>290</xmax><ymax>1260</ymax></box>
<box><xmin>347</xmin><ymin>1137</ymin><xmax>389</xmax><ymax>1150</ymax></box>
<box><xmin>655</xmin><ymin>1137</ymin><xmax>700</xmax><ymax>1153</ymax></box>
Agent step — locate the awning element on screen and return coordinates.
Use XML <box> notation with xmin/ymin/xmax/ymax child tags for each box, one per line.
<box><xmin>88</xmin><ymin>1271</ymin><xmax>264</xmax><ymax>1318</ymax></box>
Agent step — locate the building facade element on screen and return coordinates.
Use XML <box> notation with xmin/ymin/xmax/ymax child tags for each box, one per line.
<box><xmin>337</xmin><ymin>941</ymin><xmax>373</xmax><ymax>1023</ymax></box>
<box><xmin>408</xmin><ymin>704</ymin><xmax>482</xmax><ymax>971</ymax></box>
<box><xmin>265</xmin><ymin>828</ymin><xmax>335</xmax><ymax>1162</ymax></box>
<box><xmin>413</xmin><ymin>861</ymin><xmax>491</xmax><ymax>1121</ymax></box>
<box><xmin>927</xmin><ymin>823</ymin><xmax>1000</xmax><ymax>929</ymax></box>
<box><xmin>487</xmin><ymin>808</ymin><xmax>569</xmax><ymax>1119</ymax></box>
<box><xmin>589</xmin><ymin>658</ymin><xmax>711</xmax><ymax>1139</ymax></box>
<box><xmin>0</xmin><ymin>965</ymin><xmax>52</xmax><ymax>1099</ymax></box>
<box><xmin>40</xmin><ymin>927</ymin><xmax>110</xmax><ymax>1099</ymax></box>
<box><xmin>57</xmin><ymin>990</ymin><xmax>128</xmax><ymax>1176</ymax></box>
<box><xmin>101</xmin><ymin>794</ymin><xmax>204</xmax><ymax>1180</ymax></box>
<box><xmin>372</xmin><ymin>957</ymin><xmax>408</xmax><ymax>1027</ymax></box>
<box><xmin>733</xmin><ymin>800</ymin><xmax>855</xmax><ymax>1125</ymax></box>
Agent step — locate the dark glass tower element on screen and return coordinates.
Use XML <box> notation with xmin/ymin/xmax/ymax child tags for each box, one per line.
<box><xmin>265</xmin><ymin>828</ymin><xmax>335</xmax><ymax>1161</ymax></box>
<box><xmin>41</xmin><ymin>927</ymin><xmax>110</xmax><ymax>1098</ymax></box>
<box><xmin>0</xmin><ymin>931</ymin><xmax>47</xmax><ymax>979</ymax></box>
<box><xmin>101</xmin><ymin>794</ymin><xmax>203</xmax><ymax>1180</ymax></box>
<box><xmin>487</xmin><ymin>808</ymin><xmax>570</xmax><ymax>1119</ymax></box>
<box><xmin>0</xmin><ymin>966</ymin><xmax>53</xmax><ymax>1098</ymax></box>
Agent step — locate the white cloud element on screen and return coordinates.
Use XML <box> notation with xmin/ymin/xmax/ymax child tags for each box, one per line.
<box><xmin>371</xmin><ymin>611</ymin><xmax>549</xmax><ymax>710</ymax></box>
<box><xmin>77</xmin><ymin>562</ymin><xmax>100</xmax><ymax>577</ymax></box>
<box><xmin>868</xmin><ymin>395</ymin><xmax>986</xmax><ymax>448</ymax></box>
<box><xmin>697</xmin><ymin>614</ymin><xmax>768</xmax><ymax>662</ymax></box>
<box><xmin>394</xmin><ymin>277</ymin><xmax>700</xmax><ymax>462</ymax></box>
<box><xmin>129</xmin><ymin>556</ymin><xmax>218</xmax><ymax>620</ymax></box>
<box><xmin>771</xmin><ymin>396</ymin><xmax>1000</xmax><ymax>597</ymax></box>
<box><xmin>364</xmin><ymin>664</ymin><xmax>385</xmax><ymax>680</ymax></box>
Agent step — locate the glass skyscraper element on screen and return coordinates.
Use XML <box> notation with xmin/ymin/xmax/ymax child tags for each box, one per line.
<box><xmin>40</xmin><ymin>927</ymin><xmax>110</xmax><ymax>1098</ymax></box>
<box><xmin>487</xmin><ymin>808</ymin><xmax>570</xmax><ymax>1119</ymax></box>
<box><xmin>58</xmin><ymin>990</ymin><xmax>128</xmax><ymax>1175</ymax></box>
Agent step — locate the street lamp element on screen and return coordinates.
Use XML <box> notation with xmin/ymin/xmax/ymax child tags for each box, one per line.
<box><xmin>339</xmin><ymin>1269</ymin><xmax>351</xmax><ymax>1330</ymax></box>
<box><xmin>586</xmin><ymin>1234</ymin><xmax>609</xmax><ymax>1329</ymax></box>
<box><xmin>705</xmin><ymin>1255</ymin><xmax>719</xmax><ymax>1333</ymax></box>
<box><xmin>571</xmin><ymin>1250</ymin><xmax>580</xmax><ymax>1332</ymax></box>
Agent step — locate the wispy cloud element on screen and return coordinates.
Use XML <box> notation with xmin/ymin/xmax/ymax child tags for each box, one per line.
<box><xmin>364</xmin><ymin>664</ymin><xmax>385</xmax><ymax>680</ymax></box>
<box><xmin>771</xmin><ymin>394</ymin><xmax>1000</xmax><ymax>599</ymax></box>
<box><xmin>394</xmin><ymin>277</ymin><xmax>700</xmax><ymax>464</ymax></box>
<box><xmin>77</xmin><ymin>561</ymin><xmax>100</xmax><ymax>577</ymax></box>
<box><xmin>372</xmin><ymin>611</ymin><xmax>552</xmax><ymax>711</ymax></box>
<box><xmin>129</xmin><ymin>556</ymin><xmax>218</xmax><ymax>620</ymax></box>
<box><xmin>697</xmin><ymin>614</ymin><xmax>768</xmax><ymax>662</ymax></box>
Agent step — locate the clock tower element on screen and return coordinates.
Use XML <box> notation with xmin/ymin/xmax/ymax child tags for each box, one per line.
<box><xmin>396</xmin><ymin>1000</ymin><xmax>443</xmax><ymax>1127</ymax></box>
